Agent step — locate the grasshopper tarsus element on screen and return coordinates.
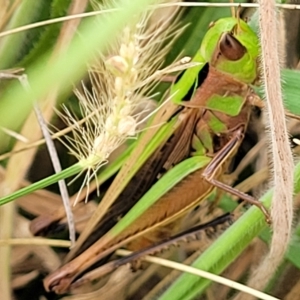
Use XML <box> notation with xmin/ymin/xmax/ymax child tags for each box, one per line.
<box><xmin>208</xmin><ymin>178</ymin><xmax>271</xmax><ymax>224</ymax></box>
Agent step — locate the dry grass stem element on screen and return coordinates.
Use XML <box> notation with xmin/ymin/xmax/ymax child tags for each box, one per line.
<box><xmin>0</xmin><ymin>3</ymin><xmax>299</xmax><ymax>39</ymax></box>
<box><xmin>237</xmin><ymin>1</ymin><xmax>295</xmax><ymax>298</ymax></box>
<box><xmin>0</xmin><ymin>2</ymin><xmax>88</xmax><ymax>295</ymax></box>
<box><xmin>25</xmin><ymin>0</ymin><xmax>90</xmax><ymax>247</ymax></box>
<box><xmin>115</xmin><ymin>249</ymin><xmax>279</xmax><ymax>300</ymax></box>
<box><xmin>0</xmin><ymin>0</ymin><xmax>22</xmax><ymax>31</ymax></box>
<box><xmin>0</xmin><ymin>112</ymin><xmax>98</xmax><ymax>161</ymax></box>
<box><xmin>0</xmin><ymin>238</ymin><xmax>71</xmax><ymax>247</ymax></box>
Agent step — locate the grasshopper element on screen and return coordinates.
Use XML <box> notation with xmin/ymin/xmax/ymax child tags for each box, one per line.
<box><xmin>43</xmin><ymin>16</ymin><xmax>270</xmax><ymax>294</ymax></box>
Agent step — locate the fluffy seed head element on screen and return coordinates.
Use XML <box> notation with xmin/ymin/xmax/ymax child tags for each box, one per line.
<box><xmin>60</xmin><ymin>1</ymin><xmax>187</xmax><ymax>203</ymax></box>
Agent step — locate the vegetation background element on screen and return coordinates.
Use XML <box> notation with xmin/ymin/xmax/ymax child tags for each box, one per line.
<box><xmin>0</xmin><ymin>0</ymin><xmax>299</xmax><ymax>299</ymax></box>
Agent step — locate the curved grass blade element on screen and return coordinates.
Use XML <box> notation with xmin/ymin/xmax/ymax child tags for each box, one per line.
<box><xmin>108</xmin><ymin>155</ymin><xmax>211</xmax><ymax>239</ymax></box>
<box><xmin>0</xmin><ymin>0</ymin><xmax>52</xmax><ymax>69</ymax></box>
<box><xmin>158</xmin><ymin>161</ymin><xmax>300</xmax><ymax>300</ymax></box>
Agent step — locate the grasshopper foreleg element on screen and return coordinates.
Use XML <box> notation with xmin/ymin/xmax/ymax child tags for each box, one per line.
<box><xmin>248</xmin><ymin>92</ymin><xmax>300</xmax><ymax>121</ymax></box>
<box><xmin>202</xmin><ymin>127</ymin><xmax>271</xmax><ymax>224</ymax></box>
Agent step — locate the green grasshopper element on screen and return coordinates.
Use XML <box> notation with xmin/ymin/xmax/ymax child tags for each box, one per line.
<box><xmin>43</xmin><ymin>16</ymin><xmax>270</xmax><ymax>294</ymax></box>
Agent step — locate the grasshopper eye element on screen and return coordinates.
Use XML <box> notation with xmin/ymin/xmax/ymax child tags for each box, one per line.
<box><xmin>219</xmin><ymin>33</ymin><xmax>246</xmax><ymax>61</ymax></box>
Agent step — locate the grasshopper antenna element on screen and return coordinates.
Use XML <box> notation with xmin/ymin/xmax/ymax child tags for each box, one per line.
<box><xmin>230</xmin><ymin>0</ymin><xmax>236</xmax><ymax>19</ymax></box>
<box><xmin>231</xmin><ymin>0</ymin><xmax>242</xmax><ymax>35</ymax></box>
<box><xmin>237</xmin><ymin>4</ymin><xmax>242</xmax><ymax>27</ymax></box>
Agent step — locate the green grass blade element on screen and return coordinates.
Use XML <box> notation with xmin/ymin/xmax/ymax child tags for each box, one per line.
<box><xmin>252</xmin><ymin>69</ymin><xmax>300</xmax><ymax>117</ymax></box>
<box><xmin>0</xmin><ymin>0</ymin><xmax>52</xmax><ymax>69</ymax></box>
<box><xmin>111</xmin><ymin>117</ymin><xmax>178</xmax><ymax>194</ymax></box>
<box><xmin>96</xmin><ymin>142</ymin><xmax>136</xmax><ymax>185</ymax></box>
<box><xmin>18</xmin><ymin>0</ymin><xmax>72</xmax><ymax>68</ymax></box>
<box><xmin>108</xmin><ymin>155</ymin><xmax>211</xmax><ymax>238</ymax></box>
<box><xmin>0</xmin><ymin>163</ymin><xmax>82</xmax><ymax>206</ymax></box>
<box><xmin>158</xmin><ymin>161</ymin><xmax>300</xmax><ymax>300</ymax></box>
<box><xmin>0</xmin><ymin>141</ymin><xmax>135</xmax><ymax>206</ymax></box>
<box><xmin>282</xmin><ymin>69</ymin><xmax>300</xmax><ymax>115</ymax></box>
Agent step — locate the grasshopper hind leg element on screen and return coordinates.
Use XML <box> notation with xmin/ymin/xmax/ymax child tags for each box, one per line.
<box><xmin>202</xmin><ymin>127</ymin><xmax>271</xmax><ymax>224</ymax></box>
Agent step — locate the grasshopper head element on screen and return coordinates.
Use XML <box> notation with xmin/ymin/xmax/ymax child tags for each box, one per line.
<box><xmin>200</xmin><ymin>17</ymin><xmax>260</xmax><ymax>84</ymax></box>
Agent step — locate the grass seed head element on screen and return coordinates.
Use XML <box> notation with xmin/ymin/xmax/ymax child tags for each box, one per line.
<box><xmin>60</xmin><ymin>1</ymin><xmax>186</xmax><ymax>203</ymax></box>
